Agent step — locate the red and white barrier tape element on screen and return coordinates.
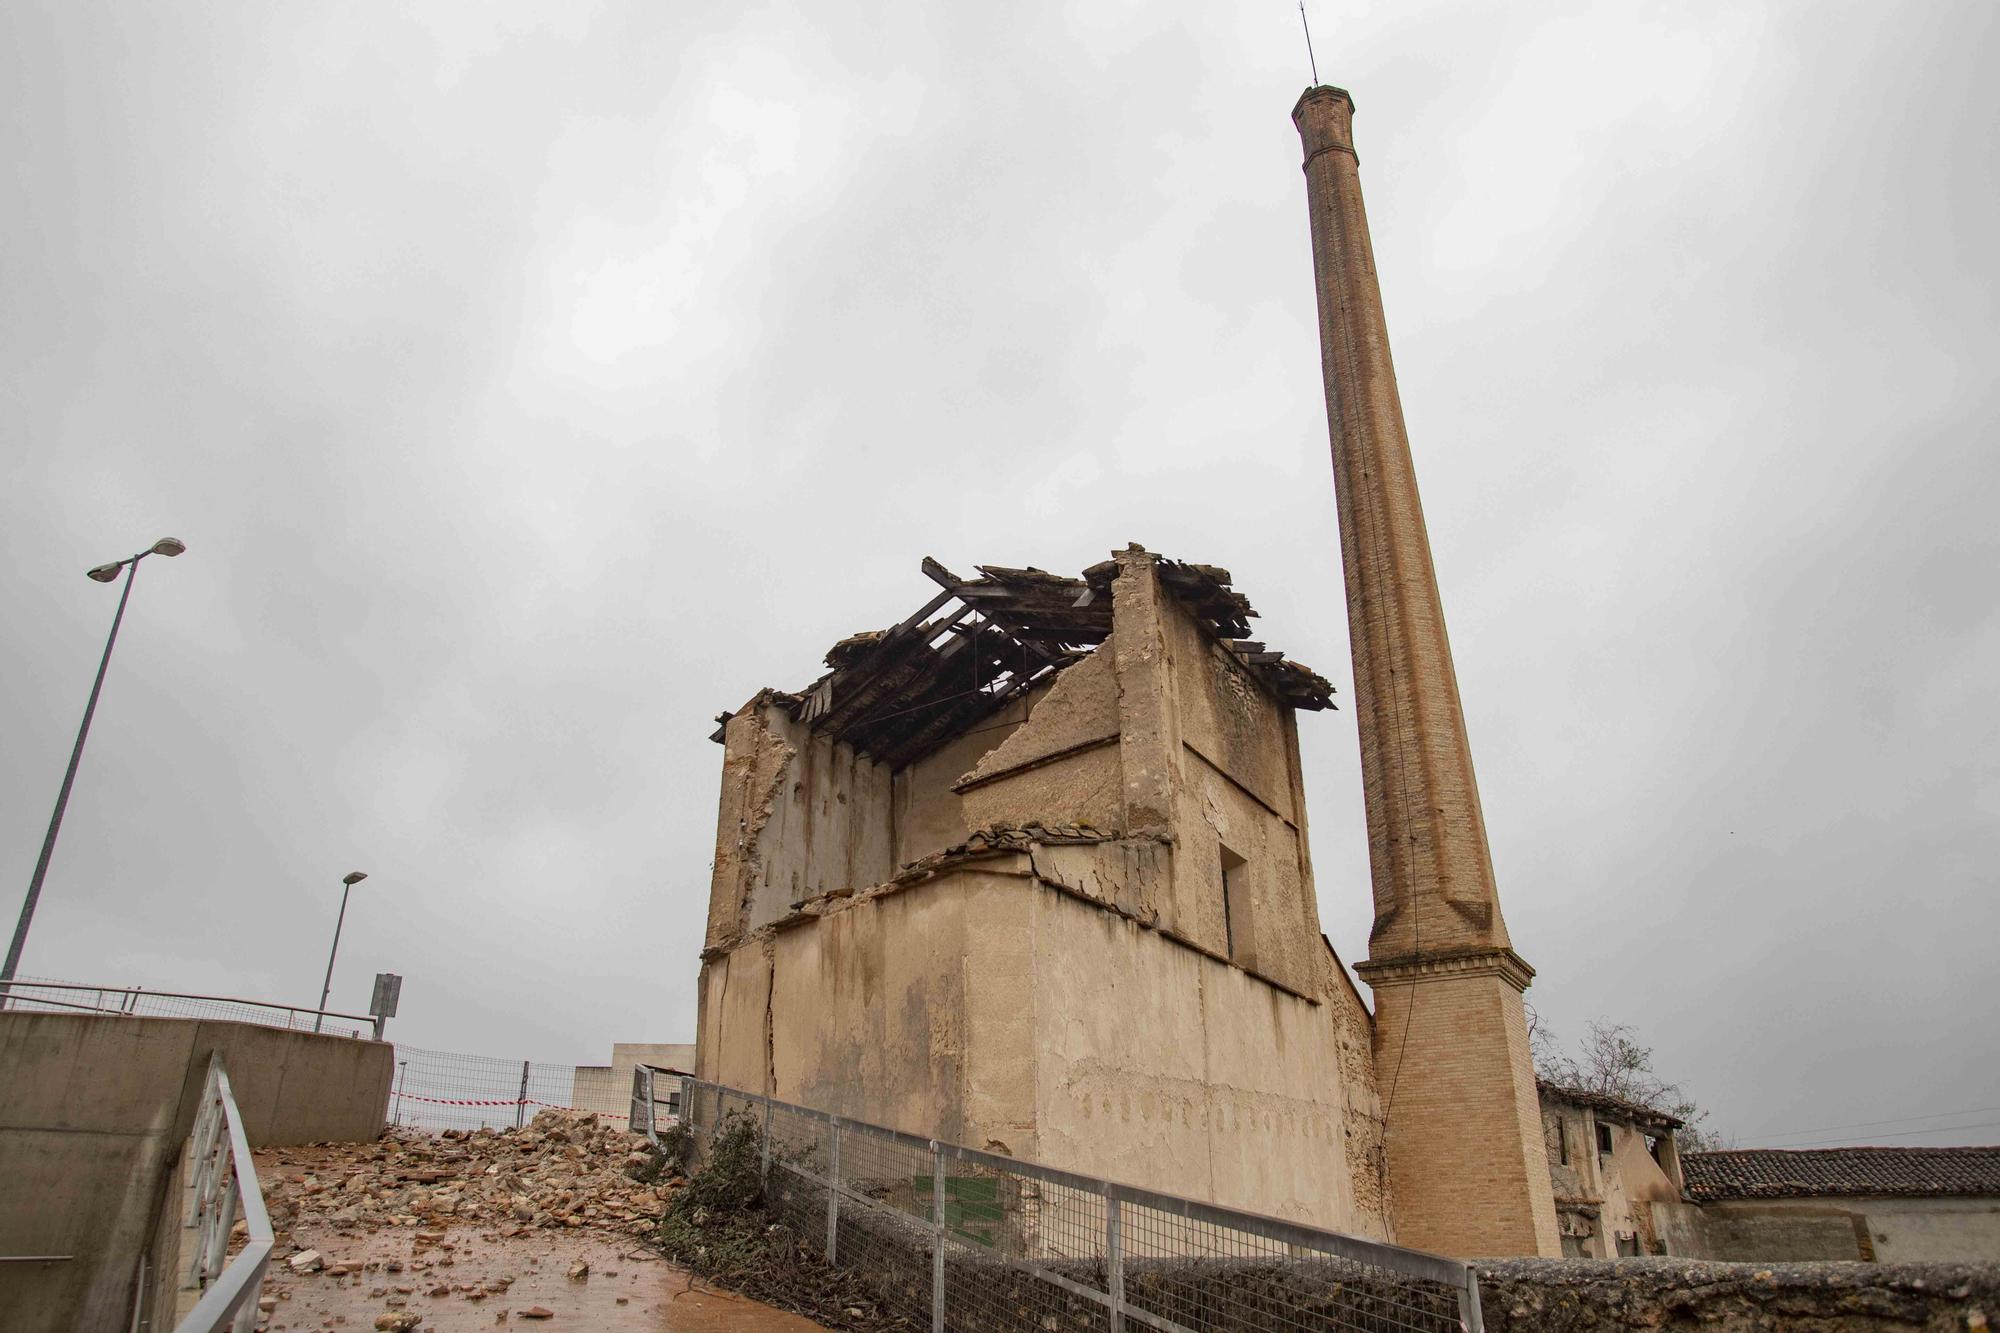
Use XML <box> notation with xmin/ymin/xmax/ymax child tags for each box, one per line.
<box><xmin>393</xmin><ymin>1092</ymin><xmax>628</xmax><ymax>1120</ymax></box>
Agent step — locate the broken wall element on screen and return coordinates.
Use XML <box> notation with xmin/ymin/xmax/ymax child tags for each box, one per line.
<box><xmin>705</xmin><ymin>698</ymin><xmax>896</xmax><ymax>943</ymax></box>
<box><xmin>894</xmin><ymin>689</ymin><xmax>1042</xmax><ymax>867</ymax></box>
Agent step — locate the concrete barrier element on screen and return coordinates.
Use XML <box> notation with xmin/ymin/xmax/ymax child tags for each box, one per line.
<box><xmin>0</xmin><ymin>1011</ymin><xmax>394</xmax><ymax>1333</ymax></box>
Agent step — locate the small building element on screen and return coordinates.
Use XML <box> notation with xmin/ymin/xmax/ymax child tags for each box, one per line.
<box><xmin>569</xmin><ymin>1042</ymin><xmax>695</xmax><ymax>1121</ymax></box>
<box><xmin>1538</xmin><ymin>1082</ymin><xmax>1685</xmax><ymax>1256</ymax></box>
<box><xmin>1660</xmin><ymin>1147</ymin><xmax>2000</xmax><ymax>1263</ymax></box>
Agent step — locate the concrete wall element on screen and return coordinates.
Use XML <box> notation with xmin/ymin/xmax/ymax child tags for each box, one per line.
<box><xmin>1656</xmin><ymin>1195</ymin><xmax>2000</xmax><ymax>1263</ymax></box>
<box><xmin>0</xmin><ymin>1011</ymin><xmax>394</xmax><ymax>1333</ymax></box>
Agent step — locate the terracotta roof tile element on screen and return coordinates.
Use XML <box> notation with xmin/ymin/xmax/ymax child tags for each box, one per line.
<box><xmin>1683</xmin><ymin>1147</ymin><xmax>2000</xmax><ymax>1201</ymax></box>
<box><xmin>1537</xmin><ymin>1080</ymin><xmax>1684</xmax><ymax>1130</ymax></box>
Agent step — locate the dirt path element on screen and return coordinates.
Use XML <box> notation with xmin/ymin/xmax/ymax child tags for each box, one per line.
<box><xmin>255</xmin><ymin>1223</ymin><xmax>824</xmax><ymax>1331</ymax></box>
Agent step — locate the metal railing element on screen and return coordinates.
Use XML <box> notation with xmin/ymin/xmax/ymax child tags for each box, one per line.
<box><xmin>0</xmin><ymin>978</ymin><xmax>378</xmax><ymax>1039</ymax></box>
<box><xmin>174</xmin><ymin>1055</ymin><xmax>275</xmax><ymax>1333</ymax></box>
<box><xmin>645</xmin><ymin>1071</ymin><xmax>1483</xmax><ymax>1333</ymax></box>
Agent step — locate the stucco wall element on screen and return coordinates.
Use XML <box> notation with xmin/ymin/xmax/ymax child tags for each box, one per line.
<box><xmin>750</xmin><ymin>718</ymin><xmax>895</xmax><ymax>931</ymax></box>
<box><xmin>696</xmin><ymin>863</ymin><xmax>1387</xmax><ymax>1237</ymax></box>
<box><xmin>895</xmin><ymin>690</ymin><xmax>1038</xmax><ymax>865</ymax></box>
<box><xmin>1029</xmin><ymin>884</ymin><xmax>1374</xmax><ymax>1233</ymax></box>
<box><xmin>0</xmin><ymin>1012</ymin><xmax>393</xmax><ymax>1333</ymax></box>
<box><xmin>1657</xmin><ymin>1195</ymin><xmax>2000</xmax><ymax>1263</ymax></box>
<box><xmin>1865</xmin><ymin>1197</ymin><xmax>2000</xmax><ymax>1262</ymax></box>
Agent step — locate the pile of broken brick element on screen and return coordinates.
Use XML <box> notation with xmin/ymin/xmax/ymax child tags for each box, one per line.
<box><xmin>261</xmin><ymin>1108</ymin><xmax>671</xmax><ymax>1241</ymax></box>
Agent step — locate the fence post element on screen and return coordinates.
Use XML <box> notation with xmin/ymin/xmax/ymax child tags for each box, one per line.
<box><xmin>826</xmin><ymin>1120</ymin><xmax>841</xmax><ymax>1265</ymax></box>
<box><xmin>1107</xmin><ymin>1193</ymin><xmax>1124</xmax><ymax>1333</ymax></box>
<box><xmin>183</xmin><ymin>1089</ymin><xmax>213</xmax><ymax>1228</ymax></box>
<box><xmin>930</xmin><ymin>1141</ymin><xmax>946</xmax><ymax>1333</ymax></box>
<box><xmin>761</xmin><ymin>1098</ymin><xmax>773</xmax><ymax>1184</ymax></box>
<box><xmin>515</xmin><ymin>1061</ymin><xmax>531</xmax><ymax>1128</ymax></box>
<box><xmin>630</xmin><ymin>1066</ymin><xmax>653</xmax><ymax>1144</ymax></box>
<box><xmin>201</xmin><ymin>1152</ymin><xmax>237</xmax><ymax>1285</ymax></box>
<box><xmin>1458</xmin><ymin>1272</ymin><xmax>1485</xmax><ymax>1333</ymax></box>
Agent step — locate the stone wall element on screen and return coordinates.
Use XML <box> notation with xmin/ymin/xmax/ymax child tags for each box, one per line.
<box><xmin>1475</xmin><ymin>1257</ymin><xmax>1998</xmax><ymax>1332</ymax></box>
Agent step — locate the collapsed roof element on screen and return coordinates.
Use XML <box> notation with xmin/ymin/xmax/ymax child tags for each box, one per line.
<box><xmin>712</xmin><ymin>549</ymin><xmax>1335</xmax><ymax>770</ymax></box>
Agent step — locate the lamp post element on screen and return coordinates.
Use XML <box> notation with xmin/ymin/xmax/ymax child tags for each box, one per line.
<box><xmin>1</xmin><ymin>538</ymin><xmax>187</xmax><ymax>1006</ymax></box>
<box><xmin>314</xmin><ymin>871</ymin><xmax>367</xmax><ymax>1032</ymax></box>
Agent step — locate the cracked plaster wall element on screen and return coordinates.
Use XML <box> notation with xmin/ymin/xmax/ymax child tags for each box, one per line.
<box><xmin>705</xmin><ymin>698</ymin><xmax>896</xmax><ymax>945</ymax></box>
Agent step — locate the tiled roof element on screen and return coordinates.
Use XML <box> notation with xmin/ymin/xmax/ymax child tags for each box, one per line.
<box><xmin>1683</xmin><ymin>1147</ymin><xmax>2000</xmax><ymax>1201</ymax></box>
<box><xmin>1537</xmin><ymin>1080</ymin><xmax>1684</xmax><ymax>1130</ymax></box>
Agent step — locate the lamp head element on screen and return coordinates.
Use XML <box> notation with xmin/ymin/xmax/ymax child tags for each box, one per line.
<box><xmin>86</xmin><ymin>563</ymin><xmax>124</xmax><ymax>583</ymax></box>
<box><xmin>342</xmin><ymin>871</ymin><xmax>368</xmax><ymax>886</ymax></box>
<box><xmin>150</xmin><ymin>537</ymin><xmax>187</xmax><ymax>557</ymax></box>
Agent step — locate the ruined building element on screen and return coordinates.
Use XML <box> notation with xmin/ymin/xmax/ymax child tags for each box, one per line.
<box><xmin>694</xmin><ymin>87</ymin><xmax>1558</xmax><ymax>1256</ymax></box>
<box><xmin>1540</xmin><ymin>1083</ymin><xmax>1687</xmax><ymax>1257</ymax></box>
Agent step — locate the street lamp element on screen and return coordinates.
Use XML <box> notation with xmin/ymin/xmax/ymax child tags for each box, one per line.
<box><xmin>314</xmin><ymin>871</ymin><xmax>368</xmax><ymax>1032</ymax></box>
<box><xmin>1</xmin><ymin>538</ymin><xmax>188</xmax><ymax>1004</ymax></box>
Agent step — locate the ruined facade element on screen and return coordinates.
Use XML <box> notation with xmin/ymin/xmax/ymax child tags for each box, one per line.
<box><xmin>696</xmin><ymin>549</ymin><xmax>1393</xmax><ymax>1234</ymax></box>
<box><xmin>695</xmin><ymin>84</ymin><xmax>1559</xmax><ymax>1255</ymax></box>
<box><xmin>1538</xmin><ymin>1083</ymin><xmax>1686</xmax><ymax>1257</ymax></box>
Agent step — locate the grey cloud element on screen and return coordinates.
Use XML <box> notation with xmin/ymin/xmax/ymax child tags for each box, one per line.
<box><xmin>2</xmin><ymin>0</ymin><xmax>1993</xmax><ymax>1145</ymax></box>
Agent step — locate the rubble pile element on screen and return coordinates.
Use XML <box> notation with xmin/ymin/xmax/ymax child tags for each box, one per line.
<box><xmin>262</xmin><ymin>1109</ymin><xmax>673</xmax><ymax>1242</ymax></box>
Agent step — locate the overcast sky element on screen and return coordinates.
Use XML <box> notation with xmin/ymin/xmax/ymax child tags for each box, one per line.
<box><xmin>4</xmin><ymin>1</ymin><xmax>1995</xmax><ymax>1152</ymax></box>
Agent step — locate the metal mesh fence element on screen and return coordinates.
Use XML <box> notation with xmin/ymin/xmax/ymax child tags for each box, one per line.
<box><xmin>676</xmin><ymin>1077</ymin><xmax>1483</xmax><ymax>1333</ymax></box>
<box><xmin>3</xmin><ymin>978</ymin><xmax>639</xmax><ymax>1137</ymax></box>
<box><xmin>0</xmin><ymin>976</ymin><xmax>372</xmax><ymax>1038</ymax></box>
<box><xmin>386</xmin><ymin>1044</ymin><xmax>625</xmax><ymax>1133</ymax></box>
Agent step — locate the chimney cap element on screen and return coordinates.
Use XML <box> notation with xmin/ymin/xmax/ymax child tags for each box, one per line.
<box><xmin>1292</xmin><ymin>84</ymin><xmax>1355</xmax><ymax>123</ymax></box>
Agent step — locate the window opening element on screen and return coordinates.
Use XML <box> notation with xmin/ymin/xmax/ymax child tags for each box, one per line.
<box><xmin>1219</xmin><ymin>843</ymin><xmax>1248</xmax><ymax>960</ymax></box>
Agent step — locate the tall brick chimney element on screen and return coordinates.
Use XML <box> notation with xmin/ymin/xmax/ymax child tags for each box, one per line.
<box><xmin>1293</xmin><ymin>85</ymin><xmax>1559</xmax><ymax>1257</ymax></box>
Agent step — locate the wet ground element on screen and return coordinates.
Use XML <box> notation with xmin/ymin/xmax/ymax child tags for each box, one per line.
<box><xmin>255</xmin><ymin>1183</ymin><xmax>824</xmax><ymax>1332</ymax></box>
